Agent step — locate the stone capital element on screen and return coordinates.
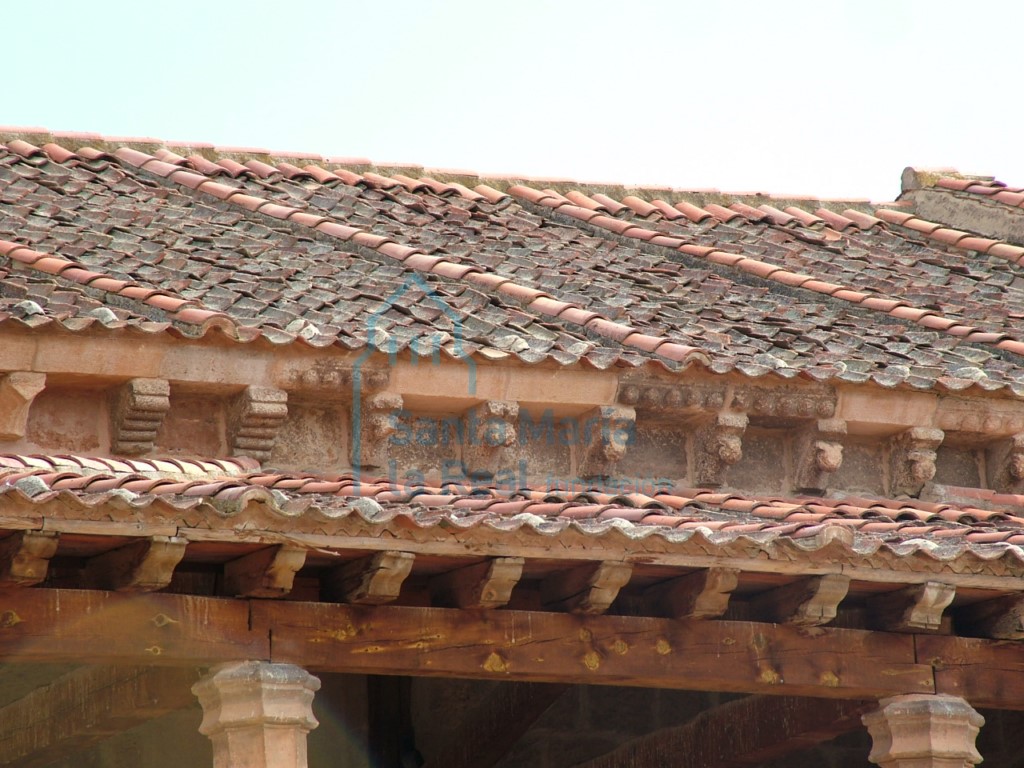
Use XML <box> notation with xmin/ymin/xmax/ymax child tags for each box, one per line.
<box><xmin>193</xmin><ymin>661</ymin><xmax>320</xmax><ymax>768</ymax></box>
<box><xmin>863</xmin><ymin>694</ymin><xmax>983</xmax><ymax>768</ymax></box>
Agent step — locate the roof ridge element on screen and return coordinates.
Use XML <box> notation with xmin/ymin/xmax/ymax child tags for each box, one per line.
<box><xmin>0</xmin><ymin>127</ymin><xmax>888</xmax><ymax>213</ymax></box>
<box><xmin>101</xmin><ymin>142</ymin><xmax>711</xmax><ymax>368</ymax></box>
<box><xmin>505</xmin><ymin>183</ymin><xmax>1024</xmax><ymax>358</ymax></box>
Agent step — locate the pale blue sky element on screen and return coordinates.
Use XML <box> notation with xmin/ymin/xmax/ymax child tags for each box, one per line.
<box><xmin>6</xmin><ymin>1</ymin><xmax>1021</xmax><ymax>200</ymax></box>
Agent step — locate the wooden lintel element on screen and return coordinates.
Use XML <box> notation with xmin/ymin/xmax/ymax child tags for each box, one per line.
<box><xmin>572</xmin><ymin>694</ymin><xmax>872</xmax><ymax>768</ymax></box>
<box><xmin>430</xmin><ymin>557</ymin><xmax>524</xmax><ymax>609</ymax></box>
<box><xmin>870</xmin><ymin>581</ymin><xmax>956</xmax><ymax>633</ymax></box>
<box><xmin>643</xmin><ymin>567</ymin><xmax>739</xmax><ymax>619</ymax></box>
<box><xmin>0</xmin><ymin>665</ymin><xmax>197</xmax><ymax>768</ymax></box>
<box><xmin>0</xmin><ymin>587</ymin><xmax>945</xmax><ymax>702</ymax></box>
<box><xmin>0</xmin><ymin>531</ymin><xmax>58</xmax><ymax>587</ymax></box>
<box><xmin>956</xmin><ymin>594</ymin><xmax>1024</xmax><ymax>640</ymax></box>
<box><xmin>542</xmin><ymin>561</ymin><xmax>633</xmax><ymax>615</ymax></box>
<box><xmin>919</xmin><ymin>633</ymin><xmax>1024</xmax><ymax>709</ymax></box>
<box><xmin>222</xmin><ymin>545</ymin><xmax>307</xmax><ymax>598</ymax></box>
<box><xmin>260</xmin><ymin>601</ymin><xmax>936</xmax><ymax>701</ymax></box>
<box><xmin>421</xmin><ymin>682</ymin><xmax>568</xmax><ymax>768</ymax></box>
<box><xmin>82</xmin><ymin>535</ymin><xmax>187</xmax><ymax>592</ymax></box>
<box><xmin>325</xmin><ymin>551</ymin><xmax>415</xmax><ymax>605</ymax></box>
<box><xmin>751</xmin><ymin>574</ymin><xmax>851</xmax><ymax>626</ymax></box>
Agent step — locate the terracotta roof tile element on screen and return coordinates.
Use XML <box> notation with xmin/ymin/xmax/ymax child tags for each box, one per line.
<box><xmin>4</xmin><ymin>134</ymin><xmax>1024</xmax><ymax>392</ymax></box>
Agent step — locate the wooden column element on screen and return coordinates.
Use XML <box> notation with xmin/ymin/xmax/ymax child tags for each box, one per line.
<box><xmin>192</xmin><ymin>661</ymin><xmax>320</xmax><ymax>768</ymax></box>
<box><xmin>862</xmin><ymin>694</ymin><xmax>984</xmax><ymax>768</ymax></box>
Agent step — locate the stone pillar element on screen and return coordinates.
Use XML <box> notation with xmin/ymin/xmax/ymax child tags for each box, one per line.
<box><xmin>862</xmin><ymin>694</ymin><xmax>984</xmax><ymax>768</ymax></box>
<box><xmin>192</xmin><ymin>661</ymin><xmax>321</xmax><ymax>768</ymax></box>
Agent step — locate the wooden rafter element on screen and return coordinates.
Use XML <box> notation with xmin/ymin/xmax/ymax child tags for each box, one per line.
<box><xmin>0</xmin><ymin>665</ymin><xmax>197</xmax><ymax>767</ymax></box>
<box><xmin>430</xmin><ymin>557</ymin><xmax>524</xmax><ymax>609</ymax></box>
<box><xmin>642</xmin><ymin>567</ymin><xmax>739</xmax><ymax>619</ymax></box>
<box><xmin>750</xmin><ymin>574</ymin><xmax>851</xmax><ymax>626</ymax></box>
<box><xmin>222</xmin><ymin>545</ymin><xmax>307</xmax><ymax>598</ymax></box>
<box><xmin>570</xmin><ymin>695</ymin><xmax>872</xmax><ymax>768</ymax></box>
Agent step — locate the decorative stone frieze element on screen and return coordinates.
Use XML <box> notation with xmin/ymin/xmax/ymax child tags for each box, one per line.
<box><xmin>863</xmin><ymin>694</ymin><xmax>984</xmax><ymax>768</ymax></box>
<box><xmin>731</xmin><ymin>384</ymin><xmax>836</xmax><ymax>419</ymax></box>
<box><xmin>229</xmin><ymin>386</ymin><xmax>289</xmax><ymax>462</ymax></box>
<box><xmin>793</xmin><ymin>418</ymin><xmax>847</xmax><ymax>493</ymax></box>
<box><xmin>461</xmin><ymin>400</ymin><xmax>519</xmax><ymax>478</ymax></box>
<box><xmin>618</xmin><ymin>382</ymin><xmax>726</xmax><ymax>412</ymax></box>
<box><xmin>290</xmin><ymin>363</ymin><xmax>390</xmax><ymax>395</ymax></box>
<box><xmin>110</xmin><ymin>377</ymin><xmax>170</xmax><ymax>456</ymax></box>
<box><xmin>351</xmin><ymin>393</ymin><xmax>403</xmax><ymax>469</ymax></box>
<box><xmin>937</xmin><ymin>397</ymin><xmax>1024</xmax><ymax>436</ymax></box>
<box><xmin>577</xmin><ymin>405</ymin><xmax>636</xmax><ymax>478</ymax></box>
<box><xmin>193</xmin><ymin>661</ymin><xmax>321</xmax><ymax>768</ymax></box>
<box><xmin>618</xmin><ymin>380</ymin><xmax>835</xmax><ymax>420</ymax></box>
<box><xmin>985</xmin><ymin>432</ymin><xmax>1024</xmax><ymax>493</ymax></box>
<box><xmin>0</xmin><ymin>372</ymin><xmax>46</xmax><ymax>441</ymax></box>
<box><xmin>693</xmin><ymin>412</ymin><xmax>748</xmax><ymax>488</ymax></box>
<box><xmin>889</xmin><ymin>427</ymin><xmax>944</xmax><ymax>497</ymax></box>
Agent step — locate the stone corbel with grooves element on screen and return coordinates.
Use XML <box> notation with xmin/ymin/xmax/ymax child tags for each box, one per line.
<box><xmin>986</xmin><ymin>432</ymin><xmax>1024</xmax><ymax>493</ymax></box>
<box><xmin>352</xmin><ymin>393</ymin><xmax>403</xmax><ymax>469</ymax></box>
<box><xmin>889</xmin><ymin>427</ymin><xmax>944</xmax><ymax>497</ymax></box>
<box><xmin>577</xmin><ymin>405</ymin><xmax>636</xmax><ymax>478</ymax></box>
<box><xmin>793</xmin><ymin>418</ymin><xmax>847</xmax><ymax>494</ymax></box>
<box><xmin>110</xmin><ymin>378</ymin><xmax>170</xmax><ymax>456</ymax></box>
<box><xmin>0</xmin><ymin>372</ymin><xmax>46</xmax><ymax>441</ymax></box>
<box><xmin>461</xmin><ymin>400</ymin><xmax>519</xmax><ymax>478</ymax></box>
<box><xmin>229</xmin><ymin>386</ymin><xmax>288</xmax><ymax>462</ymax></box>
<box><xmin>693</xmin><ymin>412</ymin><xmax>748</xmax><ymax>488</ymax></box>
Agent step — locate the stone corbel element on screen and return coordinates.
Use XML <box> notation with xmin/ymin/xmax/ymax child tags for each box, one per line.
<box><xmin>793</xmin><ymin>418</ymin><xmax>847</xmax><ymax>494</ymax></box>
<box><xmin>228</xmin><ymin>386</ymin><xmax>288</xmax><ymax>463</ymax></box>
<box><xmin>693</xmin><ymin>412</ymin><xmax>748</xmax><ymax>488</ymax></box>
<box><xmin>577</xmin><ymin>405</ymin><xmax>636</xmax><ymax>478</ymax></box>
<box><xmin>0</xmin><ymin>372</ymin><xmax>46</xmax><ymax>441</ymax></box>
<box><xmin>889</xmin><ymin>427</ymin><xmax>944</xmax><ymax>497</ymax></box>
<box><xmin>461</xmin><ymin>400</ymin><xmax>519</xmax><ymax>478</ymax></box>
<box><xmin>110</xmin><ymin>378</ymin><xmax>170</xmax><ymax>456</ymax></box>
<box><xmin>352</xmin><ymin>393</ymin><xmax>403</xmax><ymax>469</ymax></box>
<box><xmin>986</xmin><ymin>432</ymin><xmax>1024</xmax><ymax>493</ymax></box>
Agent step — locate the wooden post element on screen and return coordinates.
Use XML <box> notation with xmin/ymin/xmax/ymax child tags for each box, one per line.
<box><xmin>192</xmin><ymin>661</ymin><xmax>320</xmax><ymax>768</ymax></box>
<box><xmin>862</xmin><ymin>694</ymin><xmax>984</xmax><ymax>767</ymax></box>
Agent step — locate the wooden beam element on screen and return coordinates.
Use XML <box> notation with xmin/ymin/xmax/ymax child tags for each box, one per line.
<box><xmin>42</xmin><ymin>587</ymin><xmax>1024</xmax><ymax>707</ymax></box>
<box><xmin>750</xmin><ymin>574</ymin><xmax>851</xmax><ymax>626</ymax></box>
<box><xmin>430</xmin><ymin>557</ymin><xmax>524</xmax><ymax>609</ymax></box>
<box><xmin>0</xmin><ymin>665</ymin><xmax>197</xmax><ymax>767</ymax></box>
<box><xmin>955</xmin><ymin>594</ymin><xmax>1024</xmax><ymax>639</ymax></box>
<box><xmin>542</xmin><ymin>561</ymin><xmax>633</xmax><ymax>615</ymax></box>
<box><xmin>324</xmin><ymin>551</ymin><xmax>415</xmax><ymax>604</ymax></box>
<box><xmin>260</xmin><ymin>601</ymin><xmax>935</xmax><ymax>700</ymax></box>
<box><xmin>919</xmin><ymin>634</ymin><xmax>1024</xmax><ymax>710</ymax></box>
<box><xmin>643</xmin><ymin>567</ymin><xmax>738</xmax><ymax>619</ymax></box>
<box><xmin>0</xmin><ymin>532</ymin><xmax>58</xmax><ymax>587</ymax></box>
<box><xmin>222</xmin><ymin>545</ymin><xmax>307</xmax><ymax>598</ymax></box>
<box><xmin>421</xmin><ymin>682</ymin><xmax>568</xmax><ymax>768</ymax></box>
<box><xmin>572</xmin><ymin>694</ymin><xmax>872</xmax><ymax>768</ymax></box>
<box><xmin>0</xmin><ymin>588</ymin><xmax>267</xmax><ymax>664</ymax></box>
<box><xmin>82</xmin><ymin>536</ymin><xmax>187</xmax><ymax>592</ymax></box>
<box><xmin>869</xmin><ymin>581</ymin><xmax>956</xmax><ymax>633</ymax></box>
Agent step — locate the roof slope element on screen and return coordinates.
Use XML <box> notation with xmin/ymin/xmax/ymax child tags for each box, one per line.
<box><xmin>2</xmin><ymin>134</ymin><xmax>1024</xmax><ymax>392</ymax></box>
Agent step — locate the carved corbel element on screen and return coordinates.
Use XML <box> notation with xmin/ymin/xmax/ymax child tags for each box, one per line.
<box><xmin>0</xmin><ymin>372</ymin><xmax>46</xmax><ymax>441</ymax></box>
<box><xmin>82</xmin><ymin>535</ymin><xmax>188</xmax><ymax>592</ymax></box>
<box><xmin>228</xmin><ymin>386</ymin><xmax>288</xmax><ymax>462</ymax></box>
<box><xmin>794</xmin><ymin>418</ymin><xmax>847</xmax><ymax>494</ymax></box>
<box><xmin>693</xmin><ymin>412</ymin><xmax>748</xmax><ymax>487</ymax></box>
<box><xmin>461</xmin><ymin>400</ymin><xmax>519</xmax><ymax>478</ymax></box>
<box><xmin>110</xmin><ymin>378</ymin><xmax>170</xmax><ymax>456</ymax></box>
<box><xmin>577</xmin><ymin>405</ymin><xmax>636</xmax><ymax>478</ymax></box>
<box><xmin>986</xmin><ymin>432</ymin><xmax>1024</xmax><ymax>493</ymax></box>
<box><xmin>889</xmin><ymin>427</ymin><xmax>944</xmax><ymax>497</ymax></box>
<box><xmin>352</xmin><ymin>393</ymin><xmax>403</xmax><ymax>469</ymax></box>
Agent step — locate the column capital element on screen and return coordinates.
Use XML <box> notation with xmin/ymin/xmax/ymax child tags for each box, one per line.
<box><xmin>863</xmin><ymin>694</ymin><xmax>984</xmax><ymax>767</ymax></box>
<box><xmin>193</xmin><ymin>661</ymin><xmax>320</xmax><ymax>768</ymax></box>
